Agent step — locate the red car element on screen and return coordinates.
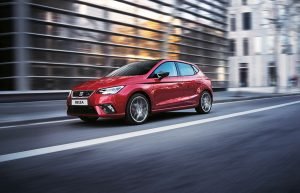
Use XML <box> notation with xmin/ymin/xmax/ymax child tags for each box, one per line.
<box><xmin>67</xmin><ymin>59</ymin><xmax>213</xmax><ymax>124</ymax></box>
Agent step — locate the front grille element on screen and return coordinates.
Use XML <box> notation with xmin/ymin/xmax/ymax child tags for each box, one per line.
<box><xmin>68</xmin><ymin>106</ymin><xmax>98</xmax><ymax>115</ymax></box>
<box><xmin>72</xmin><ymin>90</ymin><xmax>94</xmax><ymax>97</ymax></box>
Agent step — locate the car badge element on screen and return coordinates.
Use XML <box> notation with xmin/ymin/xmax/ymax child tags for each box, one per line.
<box><xmin>79</xmin><ymin>92</ymin><xmax>84</xmax><ymax>97</ymax></box>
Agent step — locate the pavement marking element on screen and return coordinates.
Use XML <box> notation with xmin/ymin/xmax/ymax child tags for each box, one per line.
<box><xmin>0</xmin><ymin>119</ymin><xmax>78</xmax><ymax>130</ymax></box>
<box><xmin>0</xmin><ymin>94</ymin><xmax>299</xmax><ymax>130</ymax></box>
<box><xmin>0</xmin><ymin>100</ymin><xmax>300</xmax><ymax>163</ymax></box>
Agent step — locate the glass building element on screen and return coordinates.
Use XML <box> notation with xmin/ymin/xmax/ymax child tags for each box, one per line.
<box><xmin>0</xmin><ymin>0</ymin><xmax>228</xmax><ymax>91</ymax></box>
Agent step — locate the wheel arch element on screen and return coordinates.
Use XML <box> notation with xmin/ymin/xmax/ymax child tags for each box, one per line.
<box><xmin>127</xmin><ymin>90</ymin><xmax>152</xmax><ymax>113</ymax></box>
<box><xmin>203</xmin><ymin>89</ymin><xmax>213</xmax><ymax>102</ymax></box>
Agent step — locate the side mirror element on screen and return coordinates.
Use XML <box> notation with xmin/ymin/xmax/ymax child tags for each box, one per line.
<box><xmin>156</xmin><ymin>71</ymin><xmax>169</xmax><ymax>80</ymax></box>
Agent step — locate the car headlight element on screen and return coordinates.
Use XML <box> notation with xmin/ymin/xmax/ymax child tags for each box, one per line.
<box><xmin>97</xmin><ymin>86</ymin><xmax>124</xmax><ymax>95</ymax></box>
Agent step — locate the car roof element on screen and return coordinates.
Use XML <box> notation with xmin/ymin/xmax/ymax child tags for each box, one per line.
<box><xmin>159</xmin><ymin>59</ymin><xmax>196</xmax><ymax>66</ymax></box>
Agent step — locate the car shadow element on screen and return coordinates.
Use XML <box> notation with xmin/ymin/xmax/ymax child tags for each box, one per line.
<box><xmin>147</xmin><ymin>111</ymin><xmax>198</xmax><ymax>123</ymax></box>
<box><xmin>69</xmin><ymin>118</ymin><xmax>125</xmax><ymax>128</ymax></box>
<box><xmin>69</xmin><ymin>111</ymin><xmax>200</xmax><ymax>128</ymax></box>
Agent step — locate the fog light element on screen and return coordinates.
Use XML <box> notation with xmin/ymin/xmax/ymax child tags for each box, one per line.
<box><xmin>100</xmin><ymin>104</ymin><xmax>116</xmax><ymax>114</ymax></box>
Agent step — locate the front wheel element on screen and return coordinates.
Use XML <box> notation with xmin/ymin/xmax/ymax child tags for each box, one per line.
<box><xmin>195</xmin><ymin>91</ymin><xmax>212</xmax><ymax>114</ymax></box>
<box><xmin>125</xmin><ymin>94</ymin><xmax>149</xmax><ymax>125</ymax></box>
<box><xmin>79</xmin><ymin>116</ymin><xmax>98</xmax><ymax>122</ymax></box>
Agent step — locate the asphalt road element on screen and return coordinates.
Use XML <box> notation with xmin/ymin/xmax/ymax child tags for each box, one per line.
<box><xmin>0</xmin><ymin>95</ymin><xmax>300</xmax><ymax>193</ymax></box>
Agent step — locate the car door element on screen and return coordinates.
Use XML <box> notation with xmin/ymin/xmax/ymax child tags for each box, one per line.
<box><xmin>176</xmin><ymin>62</ymin><xmax>198</xmax><ymax>105</ymax></box>
<box><xmin>149</xmin><ymin>61</ymin><xmax>185</xmax><ymax>110</ymax></box>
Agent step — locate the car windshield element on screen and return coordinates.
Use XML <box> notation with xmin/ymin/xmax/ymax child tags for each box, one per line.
<box><xmin>106</xmin><ymin>60</ymin><xmax>161</xmax><ymax>77</ymax></box>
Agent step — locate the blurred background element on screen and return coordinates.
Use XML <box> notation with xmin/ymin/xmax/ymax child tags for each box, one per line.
<box><xmin>0</xmin><ymin>0</ymin><xmax>299</xmax><ymax>92</ymax></box>
<box><xmin>229</xmin><ymin>0</ymin><xmax>300</xmax><ymax>93</ymax></box>
<box><xmin>0</xmin><ymin>0</ymin><xmax>228</xmax><ymax>91</ymax></box>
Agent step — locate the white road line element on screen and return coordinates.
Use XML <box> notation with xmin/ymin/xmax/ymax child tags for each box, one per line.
<box><xmin>0</xmin><ymin>100</ymin><xmax>299</xmax><ymax>163</ymax></box>
<box><xmin>0</xmin><ymin>94</ymin><xmax>298</xmax><ymax>130</ymax></box>
<box><xmin>0</xmin><ymin>119</ymin><xmax>78</xmax><ymax>130</ymax></box>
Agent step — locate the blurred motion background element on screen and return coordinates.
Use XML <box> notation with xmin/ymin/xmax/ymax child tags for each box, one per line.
<box><xmin>0</xmin><ymin>0</ymin><xmax>228</xmax><ymax>91</ymax></box>
<box><xmin>0</xmin><ymin>0</ymin><xmax>299</xmax><ymax>92</ymax></box>
<box><xmin>229</xmin><ymin>0</ymin><xmax>300</xmax><ymax>92</ymax></box>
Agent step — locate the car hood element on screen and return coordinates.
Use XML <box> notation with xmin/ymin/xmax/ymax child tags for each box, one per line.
<box><xmin>72</xmin><ymin>76</ymin><xmax>142</xmax><ymax>90</ymax></box>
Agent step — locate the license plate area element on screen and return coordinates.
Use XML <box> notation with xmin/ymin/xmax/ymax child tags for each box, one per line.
<box><xmin>71</xmin><ymin>99</ymin><xmax>88</xmax><ymax>106</ymax></box>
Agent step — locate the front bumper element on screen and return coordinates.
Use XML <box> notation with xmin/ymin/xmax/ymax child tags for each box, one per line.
<box><xmin>67</xmin><ymin>91</ymin><xmax>127</xmax><ymax>118</ymax></box>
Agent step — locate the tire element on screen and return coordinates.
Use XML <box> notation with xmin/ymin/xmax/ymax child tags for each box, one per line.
<box><xmin>195</xmin><ymin>91</ymin><xmax>212</xmax><ymax>114</ymax></box>
<box><xmin>125</xmin><ymin>93</ymin><xmax>150</xmax><ymax>125</ymax></box>
<box><xmin>79</xmin><ymin>116</ymin><xmax>98</xmax><ymax>122</ymax></box>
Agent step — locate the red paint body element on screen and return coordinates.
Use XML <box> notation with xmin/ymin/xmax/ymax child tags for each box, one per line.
<box><xmin>67</xmin><ymin>60</ymin><xmax>213</xmax><ymax>119</ymax></box>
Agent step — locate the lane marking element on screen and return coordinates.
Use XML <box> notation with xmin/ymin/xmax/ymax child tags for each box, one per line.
<box><xmin>0</xmin><ymin>100</ymin><xmax>299</xmax><ymax>163</ymax></box>
<box><xmin>1</xmin><ymin>94</ymin><xmax>299</xmax><ymax>130</ymax></box>
<box><xmin>0</xmin><ymin>119</ymin><xmax>78</xmax><ymax>130</ymax></box>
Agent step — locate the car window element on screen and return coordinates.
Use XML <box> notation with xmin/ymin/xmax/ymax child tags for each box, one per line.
<box><xmin>177</xmin><ymin>62</ymin><xmax>195</xmax><ymax>76</ymax></box>
<box><xmin>192</xmin><ymin>65</ymin><xmax>199</xmax><ymax>73</ymax></box>
<box><xmin>153</xmin><ymin>62</ymin><xmax>178</xmax><ymax>77</ymax></box>
<box><xmin>106</xmin><ymin>60</ymin><xmax>161</xmax><ymax>77</ymax></box>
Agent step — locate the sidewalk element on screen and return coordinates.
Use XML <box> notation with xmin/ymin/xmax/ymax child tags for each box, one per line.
<box><xmin>0</xmin><ymin>90</ymin><xmax>299</xmax><ymax>125</ymax></box>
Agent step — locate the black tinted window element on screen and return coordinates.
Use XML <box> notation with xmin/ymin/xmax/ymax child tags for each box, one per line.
<box><xmin>106</xmin><ymin>60</ymin><xmax>160</xmax><ymax>77</ymax></box>
<box><xmin>153</xmin><ymin>62</ymin><xmax>178</xmax><ymax>77</ymax></box>
<box><xmin>242</xmin><ymin>12</ymin><xmax>251</xmax><ymax>30</ymax></box>
<box><xmin>177</xmin><ymin>62</ymin><xmax>195</xmax><ymax>76</ymax></box>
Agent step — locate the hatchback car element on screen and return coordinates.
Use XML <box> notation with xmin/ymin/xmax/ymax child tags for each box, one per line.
<box><xmin>67</xmin><ymin>59</ymin><xmax>213</xmax><ymax>124</ymax></box>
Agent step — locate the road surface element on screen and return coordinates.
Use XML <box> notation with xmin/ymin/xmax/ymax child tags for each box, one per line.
<box><xmin>0</xmin><ymin>95</ymin><xmax>300</xmax><ymax>193</ymax></box>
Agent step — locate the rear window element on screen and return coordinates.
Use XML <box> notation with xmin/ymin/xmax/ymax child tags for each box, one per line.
<box><xmin>177</xmin><ymin>62</ymin><xmax>195</xmax><ymax>76</ymax></box>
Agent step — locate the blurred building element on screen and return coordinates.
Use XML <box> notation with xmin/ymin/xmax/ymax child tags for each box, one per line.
<box><xmin>0</xmin><ymin>0</ymin><xmax>228</xmax><ymax>91</ymax></box>
<box><xmin>228</xmin><ymin>0</ymin><xmax>300</xmax><ymax>88</ymax></box>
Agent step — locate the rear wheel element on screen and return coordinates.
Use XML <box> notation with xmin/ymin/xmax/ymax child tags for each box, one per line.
<box><xmin>79</xmin><ymin>116</ymin><xmax>98</xmax><ymax>122</ymax></box>
<box><xmin>126</xmin><ymin>94</ymin><xmax>149</xmax><ymax>125</ymax></box>
<box><xmin>195</xmin><ymin>91</ymin><xmax>212</xmax><ymax>114</ymax></box>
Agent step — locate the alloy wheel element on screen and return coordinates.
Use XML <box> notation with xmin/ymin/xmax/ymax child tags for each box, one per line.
<box><xmin>126</xmin><ymin>94</ymin><xmax>149</xmax><ymax>124</ymax></box>
<box><xmin>195</xmin><ymin>91</ymin><xmax>212</xmax><ymax>114</ymax></box>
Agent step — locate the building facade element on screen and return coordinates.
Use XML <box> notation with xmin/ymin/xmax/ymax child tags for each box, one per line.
<box><xmin>0</xmin><ymin>0</ymin><xmax>229</xmax><ymax>91</ymax></box>
<box><xmin>228</xmin><ymin>0</ymin><xmax>300</xmax><ymax>89</ymax></box>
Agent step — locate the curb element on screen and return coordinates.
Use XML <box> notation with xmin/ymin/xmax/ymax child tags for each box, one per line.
<box><xmin>0</xmin><ymin>93</ymin><xmax>299</xmax><ymax>128</ymax></box>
